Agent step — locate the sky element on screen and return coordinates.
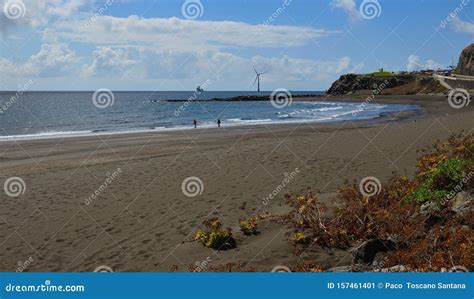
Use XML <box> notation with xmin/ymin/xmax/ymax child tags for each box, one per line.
<box><xmin>0</xmin><ymin>0</ymin><xmax>473</xmax><ymax>91</ymax></box>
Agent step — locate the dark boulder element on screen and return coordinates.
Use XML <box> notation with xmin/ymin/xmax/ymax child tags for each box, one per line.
<box><xmin>352</xmin><ymin>239</ymin><xmax>397</xmax><ymax>265</ymax></box>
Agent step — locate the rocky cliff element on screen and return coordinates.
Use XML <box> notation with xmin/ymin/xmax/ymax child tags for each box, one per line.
<box><xmin>326</xmin><ymin>44</ymin><xmax>473</xmax><ymax>95</ymax></box>
<box><xmin>326</xmin><ymin>73</ymin><xmax>447</xmax><ymax>95</ymax></box>
<box><xmin>326</xmin><ymin>74</ymin><xmax>416</xmax><ymax>95</ymax></box>
<box><xmin>456</xmin><ymin>44</ymin><xmax>474</xmax><ymax>76</ymax></box>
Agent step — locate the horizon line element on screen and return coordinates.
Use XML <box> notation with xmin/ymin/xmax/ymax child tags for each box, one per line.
<box><xmin>0</xmin><ymin>90</ymin><xmax>326</xmax><ymax>93</ymax></box>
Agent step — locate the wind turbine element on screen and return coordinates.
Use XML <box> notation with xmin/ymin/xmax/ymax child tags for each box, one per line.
<box><xmin>253</xmin><ymin>66</ymin><xmax>266</xmax><ymax>92</ymax></box>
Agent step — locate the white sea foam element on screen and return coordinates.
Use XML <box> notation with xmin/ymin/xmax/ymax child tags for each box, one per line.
<box><xmin>0</xmin><ymin>97</ymin><xmax>420</xmax><ymax>142</ymax></box>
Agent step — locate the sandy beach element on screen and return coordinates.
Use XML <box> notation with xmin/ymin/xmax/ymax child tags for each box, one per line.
<box><xmin>0</xmin><ymin>95</ymin><xmax>472</xmax><ymax>272</ymax></box>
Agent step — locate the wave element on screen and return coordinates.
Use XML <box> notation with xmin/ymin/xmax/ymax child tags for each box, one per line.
<box><xmin>0</xmin><ymin>101</ymin><xmax>421</xmax><ymax>142</ymax></box>
<box><xmin>0</xmin><ymin>130</ymin><xmax>97</xmax><ymax>141</ymax></box>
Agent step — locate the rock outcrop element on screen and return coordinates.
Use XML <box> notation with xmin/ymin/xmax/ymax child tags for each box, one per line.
<box><xmin>327</xmin><ymin>44</ymin><xmax>474</xmax><ymax>95</ymax></box>
<box><xmin>456</xmin><ymin>44</ymin><xmax>474</xmax><ymax>76</ymax></box>
<box><xmin>327</xmin><ymin>74</ymin><xmax>416</xmax><ymax>95</ymax></box>
<box><xmin>326</xmin><ymin>73</ymin><xmax>447</xmax><ymax>95</ymax></box>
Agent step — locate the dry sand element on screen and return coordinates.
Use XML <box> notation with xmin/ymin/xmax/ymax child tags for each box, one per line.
<box><xmin>0</xmin><ymin>95</ymin><xmax>472</xmax><ymax>272</ymax></box>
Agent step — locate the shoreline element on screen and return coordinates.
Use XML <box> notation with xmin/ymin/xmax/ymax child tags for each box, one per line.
<box><xmin>0</xmin><ymin>94</ymin><xmax>444</xmax><ymax>143</ymax></box>
<box><xmin>0</xmin><ymin>107</ymin><xmax>422</xmax><ymax>143</ymax></box>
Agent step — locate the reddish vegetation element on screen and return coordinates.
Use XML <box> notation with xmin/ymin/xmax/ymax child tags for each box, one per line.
<box><xmin>285</xmin><ymin>133</ymin><xmax>473</xmax><ymax>271</ymax></box>
<box><xmin>180</xmin><ymin>134</ymin><xmax>472</xmax><ymax>272</ymax></box>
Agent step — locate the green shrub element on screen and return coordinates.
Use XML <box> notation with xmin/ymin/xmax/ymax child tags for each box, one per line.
<box><xmin>406</xmin><ymin>159</ymin><xmax>468</xmax><ymax>204</ymax></box>
<box><xmin>239</xmin><ymin>217</ymin><xmax>258</xmax><ymax>235</ymax></box>
<box><xmin>367</xmin><ymin>71</ymin><xmax>394</xmax><ymax>77</ymax></box>
<box><xmin>194</xmin><ymin>218</ymin><xmax>236</xmax><ymax>250</ymax></box>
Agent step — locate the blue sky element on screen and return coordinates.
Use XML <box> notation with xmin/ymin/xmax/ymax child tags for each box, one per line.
<box><xmin>0</xmin><ymin>0</ymin><xmax>473</xmax><ymax>91</ymax></box>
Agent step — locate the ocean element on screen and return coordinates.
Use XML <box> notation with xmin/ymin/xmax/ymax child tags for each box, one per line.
<box><xmin>0</xmin><ymin>91</ymin><xmax>419</xmax><ymax>140</ymax></box>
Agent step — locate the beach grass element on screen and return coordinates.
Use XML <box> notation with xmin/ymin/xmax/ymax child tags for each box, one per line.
<box><xmin>366</xmin><ymin>71</ymin><xmax>395</xmax><ymax>77</ymax></box>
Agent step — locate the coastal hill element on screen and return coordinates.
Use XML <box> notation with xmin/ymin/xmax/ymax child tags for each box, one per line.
<box><xmin>326</xmin><ymin>72</ymin><xmax>446</xmax><ymax>95</ymax></box>
<box><xmin>456</xmin><ymin>44</ymin><xmax>474</xmax><ymax>76</ymax></box>
<box><xmin>327</xmin><ymin>43</ymin><xmax>474</xmax><ymax>95</ymax></box>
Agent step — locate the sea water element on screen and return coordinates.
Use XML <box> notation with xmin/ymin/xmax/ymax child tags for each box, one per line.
<box><xmin>0</xmin><ymin>91</ymin><xmax>419</xmax><ymax>140</ymax></box>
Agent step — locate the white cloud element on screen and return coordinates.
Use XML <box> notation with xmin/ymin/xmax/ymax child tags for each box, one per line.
<box><xmin>406</xmin><ymin>55</ymin><xmax>420</xmax><ymax>71</ymax></box>
<box><xmin>45</xmin><ymin>0</ymin><xmax>93</xmax><ymax>17</ymax></box>
<box><xmin>406</xmin><ymin>55</ymin><xmax>444</xmax><ymax>71</ymax></box>
<box><xmin>82</xmin><ymin>47</ymin><xmax>139</xmax><ymax>77</ymax></box>
<box><xmin>331</xmin><ymin>0</ymin><xmax>361</xmax><ymax>21</ymax></box>
<box><xmin>80</xmin><ymin>45</ymin><xmax>352</xmax><ymax>88</ymax></box>
<box><xmin>0</xmin><ymin>0</ymin><xmax>93</xmax><ymax>31</ymax></box>
<box><xmin>48</xmin><ymin>15</ymin><xmax>334</xmax><ymax>50</ymax></box>
<box><xmin>0</xmin><ymin>3</ymin><xmax>350</xmax><ymax>90</ymax></box>
<box><xmin>453</xmin><ymin>17</ymin><xmax>474</xmax><ymax>34</ymax></box>
<box><xmin>0</xmin><ymin>43</ymin><xmax>77</xmax><ymax>77</ymax></box>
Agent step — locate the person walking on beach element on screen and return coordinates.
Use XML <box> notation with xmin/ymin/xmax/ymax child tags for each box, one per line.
<box><xmin>217</xmin><ymin>119</ymin><xmax>221</xmax><ymax>128</ymax></box>
<box><xmin>193</xmin><ymin>119</ymin><xmax>197</xmax><ymax>129</ymax></box>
